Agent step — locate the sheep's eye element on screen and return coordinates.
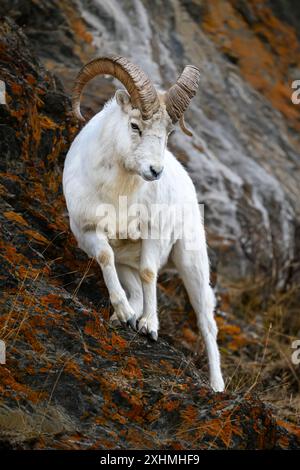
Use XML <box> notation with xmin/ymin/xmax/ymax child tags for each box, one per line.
<box><xmin>131</xmin><ymin>122</ymin><xmax>141</xmax><ymax>135</ymax></box>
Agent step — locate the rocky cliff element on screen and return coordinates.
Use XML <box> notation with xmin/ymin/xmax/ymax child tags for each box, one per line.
<box><xmin>0</xmin><ymin>0</ymin><xmax>300</xmax><ymax>449</ymax></box>
<box><xmin>4</xmin><ymin>0</ymin><xmax>300</xmax><ymax>286</ymax></box>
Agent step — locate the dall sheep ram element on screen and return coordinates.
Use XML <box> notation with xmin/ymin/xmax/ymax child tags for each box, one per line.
<box><xmin>63</xmin><ymin>56</ymin><xmax>224</xmax><ymax>392</ymax></box>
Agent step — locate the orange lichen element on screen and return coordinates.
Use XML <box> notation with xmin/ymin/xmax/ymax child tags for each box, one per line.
<box><xmin>26</xmin><ymin>73</ymin><xmax>36</xmax><ymax>85</ymax></box>
<box><xmin>19</xmin><ymin>324</ymin><xmax>46</xmax><ymax>354</ymax></box>
<box><xmin>110</xmin><ymin>332</ymin><xmax>127</xmax><ymax>350</ymax></box>
<box><xmin>40</xmin><ymin>294</ymin><xmax>63</xmax><ymax>311</ymax></box>
<box><xmin>163</xmin><ymin>398</ymin><xmax>180</xmax><ymax>412</ymax></box>
<box><xmin>217</xmin><ymin>316</ymin><xmax>249</xmax><ymax>351</ymax></box>
<box><xmin>123</xmin><ymin>357</ymin><xmax>143</xmax><ymax>381</ymax></box>
<box><xmin>71</xmin><ymin>18</ymin><xmax>93</xmax><ymax>44</ymax></box>
<box><xmin>182</xmin><ymin>327</ymin><xmax>198</xmax><ymax>344</ymax></box>
<box><xmin>4</xmin><ymin>211</ymin><xmax>29</xmax><ymax>226</ymax></box>
<box><xmin>0</xmin><ymin>367</ymin><xmax>46</xmax><ymax>403</ymax></box>
<box><xmin>179</xmin><ymin>410</ymin><xmax>244</xmax><ymax>448</ymax></box>
<box><xmin>84</xmin><ymin>316</ymin><xmax>106</xmax><ymax>339</ymax></box>
<box><xmin>58</xmin><ymin>0</ymin><xmax>95</xmax><ymax>62</ymax></box>
<box><xmin>64</xmin><ymin>360</ymin><xmax>84</xmax><ymax>379</ymax></box>
<box><xmin>24</xmin><ymin>230</ymin><xmax>48</xmax><ymax>244</ymax></box>
<box><xmin>202</xmin><ymin>0</ymin><xmax>300</xmax><ymax>131</ymax></box>
<box><xmin>277</xmin><ymin>419</ymin><xmax>300</xmax><ymax>439</ymax></box>
<box><xmin>181</xmin><ymin>404</ymin><xmax>198</xmax><ymax>422</ymax></box>
<box><xmin>10</xmin><ymin>82</ymin><xmax>23</xmax><ymax>96</ymax></box>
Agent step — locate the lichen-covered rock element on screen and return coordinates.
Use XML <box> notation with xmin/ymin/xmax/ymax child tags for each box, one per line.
<box><xmin>2</xmin><ymin>0</ymin><xmax>300</xmax><ymax>287</ymax></box>
<box><xmin>0</xmin><ymin>17</ymin><xmax>299</xmax><ymax>450</ymax></box>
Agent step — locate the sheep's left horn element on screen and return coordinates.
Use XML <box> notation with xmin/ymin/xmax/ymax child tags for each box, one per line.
<box><xmin>164</xmin><ymin>65</ymin><xmax>200</xmax><ymax>136</ymax></box>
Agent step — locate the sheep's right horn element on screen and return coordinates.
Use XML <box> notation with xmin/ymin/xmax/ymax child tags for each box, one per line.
<box><xmin>72</xmin><ymin>56</ymin><xmax>160</xmax><ymax>121</ymax></box>
<box><xmin>164</xmin><ymin>65</ymin><xmax>200</xmax><ymax>135</ymax></box>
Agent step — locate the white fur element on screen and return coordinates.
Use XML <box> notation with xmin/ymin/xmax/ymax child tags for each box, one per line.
<box><xmin>63</xmin><ymin>91</ymin><xmax>224</xmax><ymax>392</ymax></box>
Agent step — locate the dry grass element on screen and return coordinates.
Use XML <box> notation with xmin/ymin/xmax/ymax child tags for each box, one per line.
<box><xmin>0</xmin><ymin>404</ymin><xmax>75</xmax><ymax>445</ymax></box>
<box><xmin>218</xmin><ymin>278</ymin><xmax>300</xmax><ymax>424</ymax></box>
<box><xmin>158</xmin><ymin>273</ymin><xmax>300</xmax><ymax>425</ymax></box>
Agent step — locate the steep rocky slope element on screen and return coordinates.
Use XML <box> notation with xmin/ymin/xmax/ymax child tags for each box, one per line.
<box><xmin>0</xmin><ymin>0</ymin><xmax>300</xmax><ymax>449</ymax></box>
<box><xmin>3</xmin><ymin>0</ymin><xmax>300</xmax><ymax>286</ymax></box>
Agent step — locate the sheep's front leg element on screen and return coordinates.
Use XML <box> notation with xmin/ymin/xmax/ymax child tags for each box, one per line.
<box><xmin>84</xmin><ymin>232</ymin><xmax>135</xmax><ymax>325</ymax></box>
<box><xmin>138</xmin><ymin>239</ymin><xmax>160</xmax><ymax>341</ymax></box>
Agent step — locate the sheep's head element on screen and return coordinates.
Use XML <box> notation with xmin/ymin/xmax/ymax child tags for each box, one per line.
<box><xmin>72</xmin><ymin>56</ymin><xmax>200</xmax><ymax>181</ymax></box>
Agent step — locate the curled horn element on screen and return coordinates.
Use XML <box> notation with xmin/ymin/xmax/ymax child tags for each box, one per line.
<box><xmin>165</xmin><ymin>65</ymin><xmax>200</xmax><ymax>136</ymax></box>
<box><xmin>72</xmin><ymin>56</ymin><xmax>160</xmax><ymax>121</ymax></box>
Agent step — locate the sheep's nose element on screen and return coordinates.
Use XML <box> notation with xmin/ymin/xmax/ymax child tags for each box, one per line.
<box><xmin>150</xmin><ymin>165</ymin><xmax>163</xmax><ymax>179</ymax></box>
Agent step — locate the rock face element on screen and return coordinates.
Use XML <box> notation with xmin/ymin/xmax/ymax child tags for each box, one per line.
<box><xmin>0</xmin><ymin>1</ymin><xmax>300</xmax><ymax>449</ymax></box>
<box><xmin>3</xmin><ymin>0</ymin><xmax>299</xmax><ymax>286</ymax></box>
<box><xmin>76</xmin><ymin>0</ymin><xmax>300</xmax><ymax>287</ymax></box>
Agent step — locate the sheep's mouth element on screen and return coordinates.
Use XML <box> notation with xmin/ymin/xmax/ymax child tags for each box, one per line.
<box><xmin>141</xmin><ymin>172</ymin><xmax>162</xmax><ymax>182</ymax></box>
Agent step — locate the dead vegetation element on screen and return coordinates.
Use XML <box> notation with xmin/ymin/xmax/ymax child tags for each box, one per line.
<box><xmin>221</xmin><ymin>279</ymin><xmax>300</xmax><ymax>424</ymax></box>
<box><xmin>158</xmin><ymin>273</ymin><xmax>300</xmax><ymax>425</ymax></box>
<box><xmin>0</xmin><ymin>404</ymin><xmax>75</xmax><ymax>446</ymax></box>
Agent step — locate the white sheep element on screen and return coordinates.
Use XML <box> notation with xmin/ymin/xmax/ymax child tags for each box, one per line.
<box><xmin>63</xmin><ymin>56</ymin><xmax>224</xmax><ymax>392</ymax></box>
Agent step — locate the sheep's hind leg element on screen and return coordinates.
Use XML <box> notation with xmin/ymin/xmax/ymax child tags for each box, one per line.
<box><xmin>110</xmin><ymin>265</ymin><xmax>144</xmax><ymax>330</ymax></box>
<box><xmin>171</xmin><ymin>239</ymin><xmax>224</xmax><ymax>392</ymax></box>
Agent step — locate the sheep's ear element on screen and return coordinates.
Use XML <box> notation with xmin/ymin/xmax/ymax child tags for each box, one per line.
<box><xmin>115</xmin><ymin>89</ymin><xmax>131</xmax><ymax>110</ymax></box>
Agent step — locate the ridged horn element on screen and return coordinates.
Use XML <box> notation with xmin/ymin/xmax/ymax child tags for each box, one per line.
<box><xmin>165</xmin><ymin>65</ymin><xmax>200</xmax><ymax>136</ymax></box>
<box><xmin>72</xmin><ymin>56</ymin><xmax>160</xmax><ymax>121</ymax></box>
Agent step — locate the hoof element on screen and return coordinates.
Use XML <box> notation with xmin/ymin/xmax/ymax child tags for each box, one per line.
<box><xmin>148</xmin><ymin>330</ymin><xmax>158</xmax><ymax>342</ymax></box>
<box><xmin>110</xmin><ymin>314</ymin><xmax>121</xmax><ymax>327</ymax></box>
<box><xmin>139</xmin><ymin>326</ymin><xmax>147</xmax><ymax>335</ymax></box>
<box><xmin>127</xmin><ymin>315</ymin><xmax>137</xmax><ymax>331</ymax></box>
